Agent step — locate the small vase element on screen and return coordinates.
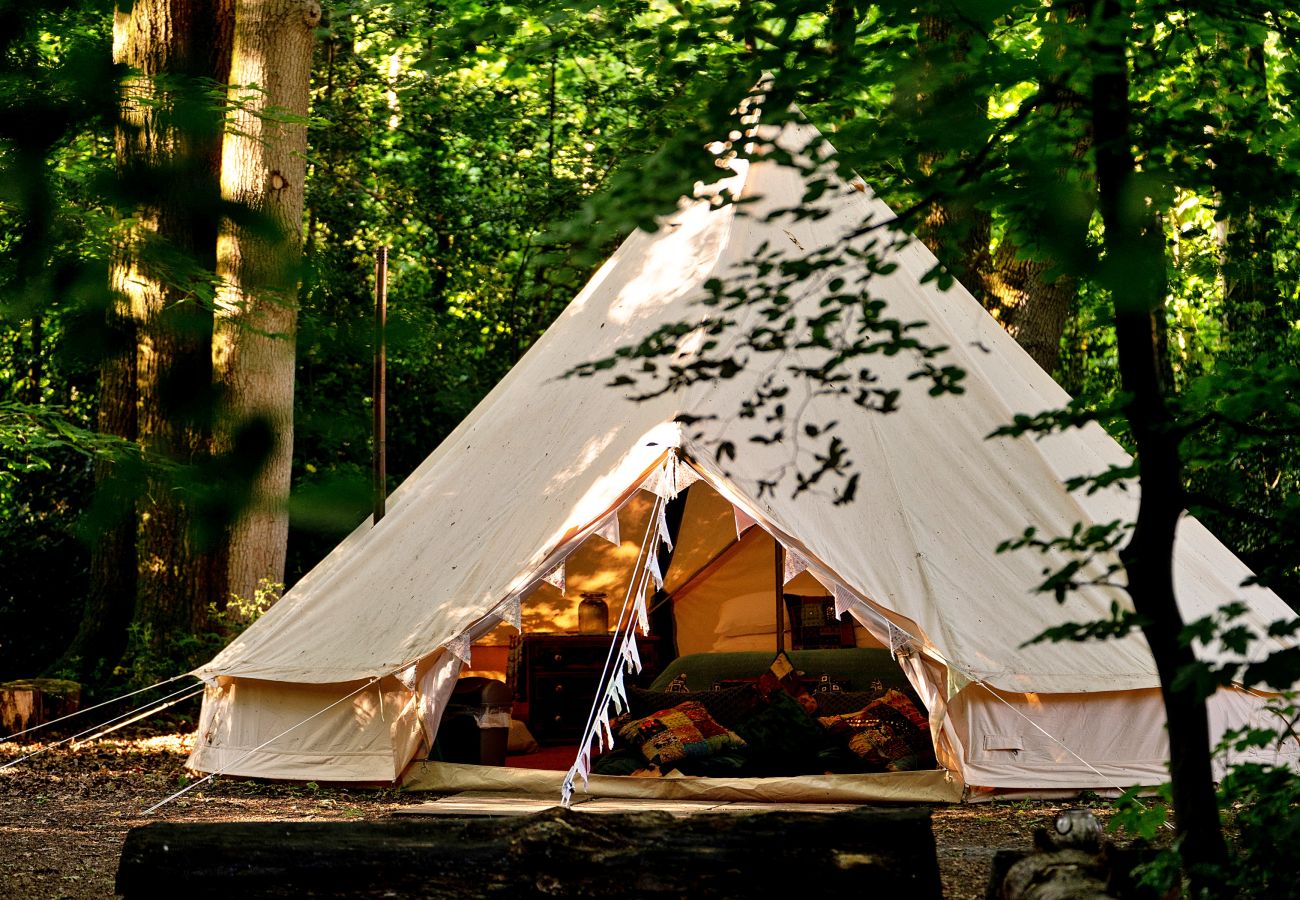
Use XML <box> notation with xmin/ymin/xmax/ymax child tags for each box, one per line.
<box><xmin>578</xmin><ymin>592</ymin><xmax>609</xmax><ymax>634</ymax></box>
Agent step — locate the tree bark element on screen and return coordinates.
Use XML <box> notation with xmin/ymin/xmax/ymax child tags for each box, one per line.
<box><xmin>212</xmin><ymin>0</ymin><xmax>319</xmax><ymax>605</ymax></box>
<box><xmin>1089</xmin><ymin>0</ymin><xmax>1228</xmax><ymax>886</ymax></box>
<box><xmin>60</xmin><ymin>0</ymin><xmax>232</xmax><ymax>679</ymax></box>
<box><xmin>913</xmin><ymin>8</ymin><xmax>992</xmax><ymax>307</ymax></box>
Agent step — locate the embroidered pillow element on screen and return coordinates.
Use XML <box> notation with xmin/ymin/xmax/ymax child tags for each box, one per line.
<box><xmin>617</xmin><ymin>700</ymin><xmax>748</xmax><ymax>769</ymax></box>
<box><xmin>819</xmin><ymin>690</ymin><xmax>933</xmax><ymax>771</ymax></box>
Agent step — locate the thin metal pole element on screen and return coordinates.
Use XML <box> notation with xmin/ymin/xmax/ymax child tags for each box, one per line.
<box><xmin>373</xmin><ymin>246</ymin><xmax>388</xmax><ymax>524</ymax></box>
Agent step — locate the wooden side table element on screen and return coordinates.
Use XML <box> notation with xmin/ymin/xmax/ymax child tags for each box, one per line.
<box><xmin>507</xmin><ymin>633</ymin><xmax>664</xmax><ymax>745</ymax></box>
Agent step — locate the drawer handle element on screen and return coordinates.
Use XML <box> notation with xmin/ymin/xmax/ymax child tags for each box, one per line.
<box><xmin>553</xmin><ymin>683</ymin><xmax>564</xmax><ymax>694</ymax></box>
<box><xmin>553</xmin><ymin>653</ymin><xmax>564</xmax><ymax>664</ymax></box>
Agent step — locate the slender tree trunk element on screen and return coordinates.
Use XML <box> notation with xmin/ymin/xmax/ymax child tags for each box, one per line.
<box><xmin>213</xmin><ymin>0</ymin><xmax>319</xmax><ymax>605</ymax></box>
<box><xmin>1089</xmin><ymin>0</ymin><xmax>1228</xmax><ymax>886</ymax></box>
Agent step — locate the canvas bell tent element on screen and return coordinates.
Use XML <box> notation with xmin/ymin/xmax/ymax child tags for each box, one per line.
<box><xmin>187</xmin><ymin>113</ymin><xmax>1299</xmax><ymax>800</ymax></box>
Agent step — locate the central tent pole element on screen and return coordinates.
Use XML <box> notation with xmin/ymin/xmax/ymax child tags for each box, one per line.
<box><xmin>774</xmin><ymin>540</ymin><xmax>785</xmax><ymax>654</ymax></box>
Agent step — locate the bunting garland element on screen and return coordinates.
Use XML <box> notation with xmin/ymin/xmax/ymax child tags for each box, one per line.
<box><xmin>732</xmin><ymin>505</ymin><xmax>759</xmax><ymax>540</ymax></box>
<box><xmin>542</xmin><ymin>561</ymin><xmax>566</xmax><ymax>594</ymax></box>
<box><xmin>594</xmin><ymin>511</ymin><xmax>621</xmax><ymax>546</ymax></box>
<box><xmin>782</xmin><ymin>547</ymin><xmax>809</xmax><ymax>584</ymax></box>
<box><xmin>562</xmin><ymin>462</ymin><xmax>673</xmax><ymax>807</ymax></box>
<box><xmin>495</xmin><ymin>594</ymin><xmax>522</xmax><ymax>632</ymax></box>
<box><xmin>445</xmin><ymin>633</ymin><xmax>472</xmax><ymax>666</ymax></box>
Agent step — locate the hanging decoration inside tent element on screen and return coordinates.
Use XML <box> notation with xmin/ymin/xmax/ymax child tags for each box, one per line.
<box><xmin>494</xmin><ymin>594</ymin><xmax>522</xmax><ymax>632</ymax></box>
<box><xmin>593</xmin><ymin>511</ymin><xmax>621</xmax><ymax>546</ymax></box>
<box><xmin>782</xmin><ymin>547</ymin><xmax>810</xmax><ymax>584</ymax></box>
<box><xmin>648</xmin><ymin>452</ymin><xmax>701</xmax><ymax>500</ymax></box>
<box><xmin>888</xmin><ymin>622</ymin><xmax>914</xmax><ymax>659</ymax></box>
<box><xmin>560</xmin><ymin>459</ymin><xmax>678</xmax><ymax>806</ymax></box>
<box><xmin>542</xmin><ymin>561</ymin><xmax>566</xmax><ymax>594</ymax></box>
<box><xmin>733</xmin><ymin>504</ymin><xmax>759</xmax><ymax>541</ymax></box>
<box><xmin>832</xmin><ymin>584</ymin><xmax>857</xmax><ymax>619</ymax></box>
<box><xmin>445</xmin><ymin>633</ymin><xmax>472</xmax><ymax>666</ymax></box>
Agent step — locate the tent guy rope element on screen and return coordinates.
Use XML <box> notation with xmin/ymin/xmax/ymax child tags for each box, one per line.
<box><xmin>0</xmin><ymin>672</ymin><xmax>192</xmax><ymax>744</ymax></box>
<box><xmin>143</xmin><ymin>677</ymin><xmax>381</xmax><ymax>815</ymax></box>
<box><xmin>0</xmin><ymin>680</ymin><xmax>203</xmax><ymax>771</ymax></box>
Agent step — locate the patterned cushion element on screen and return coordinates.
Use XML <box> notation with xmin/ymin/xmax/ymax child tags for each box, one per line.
<box><xmin>819</xmin><ymin>690</ymin><xmax>934</xmax><ymax>771</ymax></box>
<box><xmin>617</xmin><ymin>700</ymin><xmax>748</xmax><ymax>769</ymax></box>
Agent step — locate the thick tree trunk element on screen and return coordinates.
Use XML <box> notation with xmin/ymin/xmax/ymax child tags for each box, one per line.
<box><xmin>984</xmin><ymin>245</ymin><xmax>1076</xmax><ymax>374</ymax></box>
<box><xmin>1089</xmin><ymin>0</ymin><xmax>1228</xmax><ymax>887</ymax></box>
<box><xmin>60</xmin><ymin>1</ymin><xmax>232</xmax><ymax>679</ymax></box>
<box><xmin>213</xmin><ymin>0</ymin><xmax>319</xmax><ymax>605</ymax></box>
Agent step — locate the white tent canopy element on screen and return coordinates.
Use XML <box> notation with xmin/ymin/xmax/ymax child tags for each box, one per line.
<box><xmin>189</xmin><ymin>115</ymin><xmax>1298</xmax><ymax>794</ymax></box>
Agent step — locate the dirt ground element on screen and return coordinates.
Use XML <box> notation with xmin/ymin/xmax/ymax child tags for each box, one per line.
<box><xmin>1</xmin><ymin>728</ymin><xmax>1116</xmax><ymax>899</ymax></box>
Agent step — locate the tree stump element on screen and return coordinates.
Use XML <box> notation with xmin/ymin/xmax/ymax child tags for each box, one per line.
<box><xmin>118</xmin><ymin>806</ymin><xmax>943</xmax><ymax>898</ymax></box>
<box><xmin>0</xmin><ymin>679</ymin><xmax>81</xmax><ymax>738</ymax></box>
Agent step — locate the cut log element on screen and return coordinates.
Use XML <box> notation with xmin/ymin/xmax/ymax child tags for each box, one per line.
<box><xmin>0</xmin><ymin>679</ymin><xmax>81</xmax><ymax>738</ymax></box>
<box><xmin>118</xmin><ymin>806</ymin><xmax>942</xmax><ymax>898</ymax></box>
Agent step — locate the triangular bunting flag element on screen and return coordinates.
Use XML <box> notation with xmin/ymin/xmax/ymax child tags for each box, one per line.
<box><xmin>656</xmin><ymin>505</ymin><xmax>674</xmax><ymax>552</ymax></box>
<box><xmin>601</xmin><ymin>710</ymin><xmax>617</xmax><ymax>750</ymax></box>
<box><xmin>832</xmin><ymin>584</ymin><xmax>857</xmax><ymax>619</ymax></box>
<box><xmin>561</xmin><ymin>774</ymin><xmax>575</xmax><ymax>808</ymax></box>
<box><xmin>610</xmin><ymin>669</ymin><xmax>628</xmax><ymax>715</ymax></box>
<box><xmin>496</xmin><ymin>594</ymin><xmax>522</xmax><ymax>631</ymax></box>
<box><xmin>445</xmin><ymin>633</ymin><xmax>472</xmax><ymax>666</ymax></box>
<box><xmin>634</xmin><ymin>591</ymin><xmax>650</xmax><ymax>634</ymax></box>
<box><xmin>594</xmin><ymin>511</ymin><xmax>621</xmax><ymax>546</ymax></box>
<box><xmin>395</xmin><ymin>663</ymin><xmax>419</xmax><ymax>690</ymax></box>
<box><xmin>648</xmin><ymin>553</ymin><xmax>664</xmax><ymax>591</ymax></box>
<box><xmin>623</xmin><ymin>632</ymin><xmax>643</xmax><ymax>673</ymax></box>
<box><xmin>782</xmin><ymin>548</ymin><xmax>809</xmax><ymax>584</ymax></box>
<box><xmin>675</xmin><ymin>458</ymin><xmax>701</xmax><ymax>494</ymax></box>
<box><xmin>887</xmin><ymin>622</ymin><xmax>913</xmax><ymax>658</ymax></box>
<box><xmin>542</xmin><ymin>561</ymin><xmax>566</xmax><ymax>594</ymax></box>
<box><xmin>733</xmin><ymin>505</ymin><xmax>759</xmax><ymax>540</ymax></box>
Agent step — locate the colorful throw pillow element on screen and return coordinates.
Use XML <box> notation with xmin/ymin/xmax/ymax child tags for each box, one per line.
<box><xmin>819</xmin><ymin>690</ymin><xmax>934</xmax><ymax>772</ymax></box>
<box><xmin>617</xmin><ymin>700</ymin><xmax>748</xmax><ymax>769</ymax></box>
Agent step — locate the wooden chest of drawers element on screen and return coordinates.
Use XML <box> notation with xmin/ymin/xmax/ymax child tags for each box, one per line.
<box><xmin>508</xmin><ymin>633</ymin><xmax>664</xmax><ymax>745</ymax></box>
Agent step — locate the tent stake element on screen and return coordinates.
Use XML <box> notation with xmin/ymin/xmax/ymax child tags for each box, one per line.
<box><xmin>373</xmin><ymin>246</ymin><xmax>388</xmax><ymax>524</ymax></box>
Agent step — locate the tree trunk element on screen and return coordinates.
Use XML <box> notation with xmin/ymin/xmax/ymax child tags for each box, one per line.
<box><xmin>59</xmin><ymin>0</ymin><xmax>232</xmax><ymax>680</ymax></box>
<box><xmin>984</xmin><ymin>244</ymin><xmax>1076</xmax><ymax>374</ymax></box>
<box><xmin>212</xmin><ymin>0</ymin><xmax>320</xmax><ymax>605</ymax></box>
<box><xmin>913</xmin><ymin>8</ymin><xmax>992</xmax><ymax>306</ymax></box>
<box><xmin>1089</xmin><ymin>0</ymin><xmax>1228</xmax><ymax>887</ymax></box>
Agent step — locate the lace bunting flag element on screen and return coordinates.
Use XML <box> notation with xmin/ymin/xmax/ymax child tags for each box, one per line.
<box><xmin>594</xmin><ymin>512</ymin><xmax>621</xmax><ymax>546</ymax></box>
<box><xmin>782</xmin><ymin>548</ymin><xmax>809</xmax><ymax>584</ymax></box>
<box><xmin>496</xmin><ymin>594</ymin><xmax>522</xmax><ymax>631</ymax></box>
<box><xmin>542</xmin><ymin>561</ymin><xmax>566</xmax><ymax>595</ymax></box>
<box><xmin>445</xmin><ymin>633</ymin><xmax>472</xmax><ymax>666</ymax></box>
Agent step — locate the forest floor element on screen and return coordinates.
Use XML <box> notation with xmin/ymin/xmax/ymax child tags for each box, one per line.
<box><xmin>1</xmin><ymin>728</ymin><xmax>1120</xmax><ymax>899</ymax></box>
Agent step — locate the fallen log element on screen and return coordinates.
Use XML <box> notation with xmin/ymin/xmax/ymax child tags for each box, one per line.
<box><xmin>117</xmin><ymin>806</ymin><xmax>942</xmax><ymax>898</ymax></box>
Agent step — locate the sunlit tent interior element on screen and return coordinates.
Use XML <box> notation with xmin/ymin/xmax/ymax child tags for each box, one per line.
<box><xmin>187</xmin><ymin>107</ymin><xmax>1300</xmax><ymax>803</ymax></box>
